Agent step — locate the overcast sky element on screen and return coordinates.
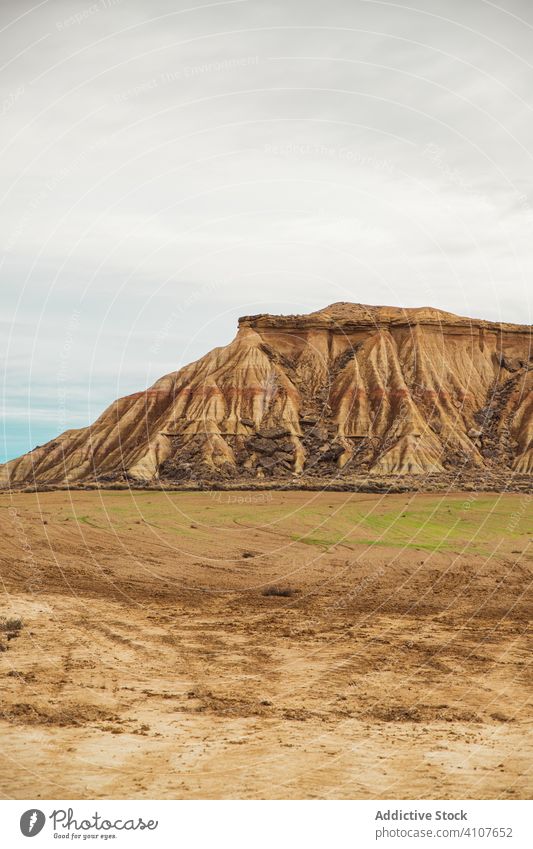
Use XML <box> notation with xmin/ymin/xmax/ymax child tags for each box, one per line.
<box><xmin>2</xmin><ymin>0</ymin><xmax>533</xmax><ymax>461</ymax></box>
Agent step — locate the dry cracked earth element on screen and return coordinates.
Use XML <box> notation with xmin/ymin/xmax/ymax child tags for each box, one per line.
<box><xmin>0</xmin><ymin>489</ymin><xmax>531</xmax><ymax>799</ymax></box>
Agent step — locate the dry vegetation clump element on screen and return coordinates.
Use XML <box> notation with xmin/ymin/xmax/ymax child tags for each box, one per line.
<box><xmin>261</xmin><ymin>586</ymin><xmax>297</xmax><ymax>598</ymax></box>
<box><xmin>0</xmin><ymin>617</ymin><xmax>23</xmax><ymax>650</ymax></box>
<box><xmin>0</xmin><ymin>616</ymin><xmax>23</xmax><ymax>634</ymax></box>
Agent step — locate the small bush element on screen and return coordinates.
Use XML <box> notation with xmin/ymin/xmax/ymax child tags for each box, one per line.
<box><xmin>0</xmin><ymin>617</ymin><xmax>23</xmax><ymax>634</ymax></box>
<box><xmin>261</xmin><ymin>586</ymin><xmax>296</xmax><ymax>598</ymax></box>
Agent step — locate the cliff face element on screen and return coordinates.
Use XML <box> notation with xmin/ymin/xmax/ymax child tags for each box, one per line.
<box><xmin>2</xmin><ymin>303</ymin><xmax>532</xmax><ymax>487</ymax></box>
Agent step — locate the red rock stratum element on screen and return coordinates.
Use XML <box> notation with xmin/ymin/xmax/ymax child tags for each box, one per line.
<box><xmin>2</xmin><ymin>303</ymin><xmax>532</xmax><ymax>487</ymax></box>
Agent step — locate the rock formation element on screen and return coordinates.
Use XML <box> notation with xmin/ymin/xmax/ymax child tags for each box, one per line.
<box><xmin>2</xmin><ymin>303</ymin><xmax>532</xmax><ymax>488</ymax></box>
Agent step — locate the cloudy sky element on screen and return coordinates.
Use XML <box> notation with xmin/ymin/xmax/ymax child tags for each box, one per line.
<box><xmin>1</xmin><ymin>0</ymin><xmax>532</xmax><ymax>461</ymax></box>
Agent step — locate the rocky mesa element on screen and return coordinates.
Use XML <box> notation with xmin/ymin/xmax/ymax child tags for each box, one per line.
<box><xmin>1</xmin><ymin>302</ymin><xmax>532</xmax><ymax>489</ymax></box>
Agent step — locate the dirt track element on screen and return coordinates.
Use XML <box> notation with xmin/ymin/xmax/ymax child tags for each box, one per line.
<box><xmin>0</xmin><ymin>490</ymin><xmax>531</xmax><ymax>799</ymax></box>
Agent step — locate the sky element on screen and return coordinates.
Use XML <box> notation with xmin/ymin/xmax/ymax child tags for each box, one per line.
<box><xmin>1</xmin><ymin>0</ymin><xmax>532</xmax><ymax>462</ymax></box>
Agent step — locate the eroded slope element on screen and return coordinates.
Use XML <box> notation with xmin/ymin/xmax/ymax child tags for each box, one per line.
<box><xmin>1</xmin><ymin>303</ymin><xmax>531</xmax><ymax>486</ymax></box>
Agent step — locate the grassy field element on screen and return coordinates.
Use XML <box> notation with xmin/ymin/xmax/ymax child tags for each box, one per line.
<box><xmin>47</xmin><ymin>490</ymin><xmax>531</xmax><ymax>556</ymax></box>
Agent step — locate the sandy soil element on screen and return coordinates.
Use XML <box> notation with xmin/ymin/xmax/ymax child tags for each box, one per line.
<box><xmin>0</xmin><ymin>489</ymin><xmax>531</xmax><ymax>799</ymax></box>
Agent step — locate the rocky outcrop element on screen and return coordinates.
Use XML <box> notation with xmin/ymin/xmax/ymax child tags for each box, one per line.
<box><xmin>1</xmin><ymin>302</ymin><xmax>532</xmax><ymax>487</ymax></box>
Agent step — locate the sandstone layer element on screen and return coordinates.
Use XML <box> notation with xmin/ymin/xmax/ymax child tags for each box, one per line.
<box><xmin>2</xmin><ymin>303</ymin><xmax>532</xmax><ymax>488</ymax></box>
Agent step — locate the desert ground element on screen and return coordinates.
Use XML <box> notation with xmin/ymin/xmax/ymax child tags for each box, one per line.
<box><xmin>0</xmin><ymin>488</ymin><xmax>531</xmax><ymax>799</ymax></box>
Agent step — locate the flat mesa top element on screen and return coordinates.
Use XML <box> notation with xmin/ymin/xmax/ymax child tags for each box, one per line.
<box><xmin>238</xmin><ymin>302</ymin><xmax>531</xmax><ymax>333</ymax></box>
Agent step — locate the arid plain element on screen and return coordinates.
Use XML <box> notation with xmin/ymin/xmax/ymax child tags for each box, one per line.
<box><xmin>0</xmin><ymin>488</ymin><xmax>531</xmax><ymax>799</ymax></box>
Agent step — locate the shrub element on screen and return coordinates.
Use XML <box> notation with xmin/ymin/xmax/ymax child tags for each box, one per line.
<box><xmin>261</xmin><ymin>586</ymin><xmax>296</xmax><ymax>598</ymax></box>
<box><xmin>0</xmin><ymin>617</ymin><xmax>23</xmax><ymax>634</ymax></box>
